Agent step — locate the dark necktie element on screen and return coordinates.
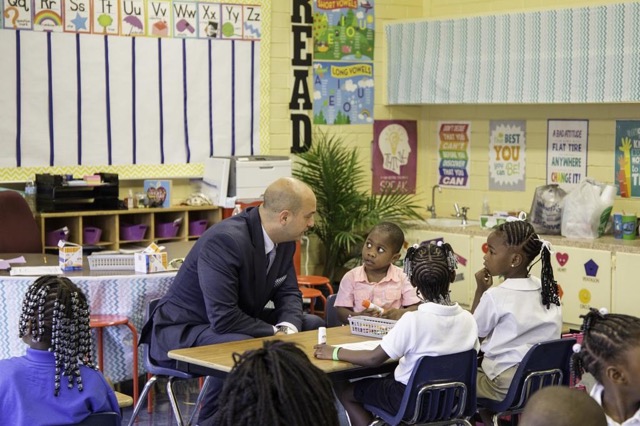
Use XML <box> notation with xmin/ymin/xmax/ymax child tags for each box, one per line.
<box><xmin>266</xmin><ymin>247</ymin><xmax>276</xmax><ymax>274</ymax></box>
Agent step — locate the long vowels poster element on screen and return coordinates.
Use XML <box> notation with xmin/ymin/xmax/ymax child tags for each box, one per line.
<box><xmin>489</xmin><ymin>120</ymin><xmax>526</xmax><ymax>191</ymax></box>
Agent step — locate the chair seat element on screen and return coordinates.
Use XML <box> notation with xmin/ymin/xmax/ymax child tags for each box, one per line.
<box><xmin>297</xmin><ymin>275</ymin><xmax>333</xmax><ymax>295</ymax></box>
<box><xmin>90</xmin><ymin>315</ymin><xmax>131</xmax><ymax>327</ymax></box>
<box><xmin>115</xmin><ymin>391</ymin><xmax>133</xmax><ymax>408</ymax></box>
<box><xmin>299</xmin><ymin>287</ymin><xmax>327</xmax><ymax>318</ymax></box>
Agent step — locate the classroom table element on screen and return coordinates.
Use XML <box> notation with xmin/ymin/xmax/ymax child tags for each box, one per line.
<box><xmin>169</xmin><ymin>326</ymin><xmax>398</xmax><ymax>381</ymax></box>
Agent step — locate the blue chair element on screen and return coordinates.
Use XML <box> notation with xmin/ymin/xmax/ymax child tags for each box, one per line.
<box><xmin>365</xmin><ymin>349</ymin><xmax>477</xmax><ymax>426</ymax></box>
<box><xmin>477</xmin><ymin>338</ymin><xmax>577</xmax><ymax>426</ymax></box>
<box><xmin>325</xmin><ymin>294</ymin><xmax>342</xmax><ymax>327</ymax></box>
<box><xmin>126</xmin><ymin>299</ymin><xmax>210</xmax><ymax>426</ymax></box>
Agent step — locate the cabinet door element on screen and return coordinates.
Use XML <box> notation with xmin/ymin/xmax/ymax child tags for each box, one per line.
<box><xmin>612</xmin><ymin>252</ymin><xmax>640</xmax><ymax>317</ymax></box>
<box><xmin>405</xmin><ymin>230</ymin><xmax>472</xmax><ymax>308</ymax></box>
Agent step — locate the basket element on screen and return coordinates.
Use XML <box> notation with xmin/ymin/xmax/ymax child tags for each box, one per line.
<box><xmin>46</xmin><ymin>229</ymin><xmax>67</xmax><ymax>247</ymax></box>
<box><xmin>189</xmin><ymin>219</ymin><xmax>208</xmax><ymax>236</ymax></box>
<box><xmin>156</xmin><ymin>221</ymin><xmax>180</xmax><ymax>238</ymax></box>
<box><xmin>120</xmin><ymin>223</ymin><xmax>148</xmax><ymax>241</ymax></box>
<box><xmin>83</xmin><ymin>227</ymin><xmax>102</xmax><ymax>244</ymax></box>
<box><xmin>348</xmin><ymin>316</ymin><xmax>397</xmax><ymax>339</ymax></box>
<box><xmin>87</xmin><ymin>254</ymin><xmax>135</xmax><ymax>271</ymax></box>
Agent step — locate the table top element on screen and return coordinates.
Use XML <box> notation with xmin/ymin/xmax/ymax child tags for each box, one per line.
<box><xmin>169</xmin><ymin>326</ymin><xmax>397</xmax><ymax>380</ymax></box>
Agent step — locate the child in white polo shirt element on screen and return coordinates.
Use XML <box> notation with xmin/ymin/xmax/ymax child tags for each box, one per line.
<box><xmin>334</xmin><ymin>222</ymin><xmax>421</xmax><ymax>324</ymax></box>
<box><xmin>314</xmin><ymin>241</ymin><xmax>479</xmax><ymax>426</ymax></box>
<box><xmin>472</xmin><ymin>219</ymin><xmax>562</xmax><ymax>422</ymax></box>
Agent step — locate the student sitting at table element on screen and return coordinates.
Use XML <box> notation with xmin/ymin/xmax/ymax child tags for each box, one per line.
<box><xmin>0</xmin><ymin>275</ymin><xmax>120</xmax><ymax>425</ymax></box>
<box><xmin>213</xmin><ymin>340</ymin><xmax>339</xmax><ymax>426</ymax></box>
<box><xmin>334</xmin><ymin>222</ymin><xmax>421</xmax><ymax>324</ymax></box>
<box><xmin>314</xmin><ymin>241</ymin><xmax>479</xmax><ymax>426</ymax></box>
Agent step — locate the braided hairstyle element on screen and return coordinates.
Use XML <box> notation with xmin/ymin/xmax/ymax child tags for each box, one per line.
<box><xmin>493</xmin><ymin>220</ymin><xmax>560</xmax><ymax>309</ymax></box>
<box><xmin>18</xmin><ymin>275</ymin><xmax>95</xmax><ymax>396</ymax></box>
<box><xmin>403</xmin><ymin>241</ymin><xmax>457</xmax><ymax>305</ymax></box>
<box><xmin>573</xmin><ymin>308</ymin><xmax>640</xmax><ymax>383</ymax></box>
<box><xmin>213</xmin><ymin>340</ymin><xmax>339</xmax><ymax>426</ymax></box>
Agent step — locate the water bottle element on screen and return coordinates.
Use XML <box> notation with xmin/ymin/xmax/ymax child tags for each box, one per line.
<box><xmin>24</xmin><ymin>181</ymin><xmax>37</xmax><ymax>214</ymax></box>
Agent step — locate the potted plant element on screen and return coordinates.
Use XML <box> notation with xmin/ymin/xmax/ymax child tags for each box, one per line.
<box><xmin>292</xmin><ymin>130</ymin><xmax>423</xmax><ymax>284</ymax></box>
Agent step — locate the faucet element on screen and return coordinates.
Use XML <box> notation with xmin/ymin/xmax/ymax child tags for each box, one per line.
<box><xmin>454</xmin><ymin>203</ymin><xmax>470</xmax><ymax>225</ymax></box>
<box><xmin>427</xmin><ymin>185</ymin><xmax>441</xmax><ymax>218</ymax></box>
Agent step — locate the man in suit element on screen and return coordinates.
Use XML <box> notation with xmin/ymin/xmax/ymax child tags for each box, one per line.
<box><xmin>140</xmin><ymin>177</ymin><xmax>324</xmax><ymax>425</ymax></box>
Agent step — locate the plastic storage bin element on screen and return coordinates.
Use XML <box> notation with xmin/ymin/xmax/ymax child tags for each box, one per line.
<box><xmin>83</xmin><ymin>227</ymin><xmax>102</xmax><ymax>244</ymax></box>
<box><xmin>120</xmin><ymin>223</ymin><xmax>148</xmax><ymax>241</ymax></box>
<box><xmin>46</xmin><ymin>229</ymin><xmax>67</xmax><ymax>247</ymax></box>
<box><xmin>348</xmin><ymin>316</ymin><xmax>397</xmax><ymax>338</ymax></box>
<box><xmin>88</xmin><ymin>254</ymin><xmax>135</xmax><ymax>270</ymax></box>
<box><xmin>156</xmin><ymin>221</ymin><xmax>180</xmax><ymax>238</ymax></box>
<box><xmin>189</xmin><ymin>219</ymin><xmax>208</xmax><ymax>236</ymax></box>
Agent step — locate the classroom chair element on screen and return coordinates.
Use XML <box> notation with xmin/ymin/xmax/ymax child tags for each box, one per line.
<box><xmin>0</xmin><ymin>190</ymin><xmax>42</xmax><ymax>253</ymax></box>
<box><xmin>477</xmin><ymin>338</ymin><xmax>577</xmax><ymax>426</ymax></box>
<box><xmin>90</xmin><ymin>315</ymin><xmax>139</xmax><ymax>406</ymax></box>
<box><xmin>70</xmin><ymin>411</ymin><xmax>122</xmax><ymax>426</ymax></box>
<box><xmin>365</xmin><ymin>349</ymin><xmax>478</xmax><ymax>426</ymax></box>
<box><xmin>325</xmin><ymin>294</ymin><xmax>342</xmax><ymax>327</ymax></box>
<box><xmin>127</xmin><ymin>299</ymin><xmax>210</xmax><ymax>426</ymax></box>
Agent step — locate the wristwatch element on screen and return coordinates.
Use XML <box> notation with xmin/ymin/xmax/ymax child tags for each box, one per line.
<box><xmin>276</xmin><ymin>325</ymin><xmax>294</xmax><ymax>335</ymax></box>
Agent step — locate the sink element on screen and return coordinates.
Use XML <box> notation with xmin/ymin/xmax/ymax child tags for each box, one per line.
<box><xmin>425</xmin><ymin>218</ymin><xmax>480</xmax><ymax>228</ymax></box>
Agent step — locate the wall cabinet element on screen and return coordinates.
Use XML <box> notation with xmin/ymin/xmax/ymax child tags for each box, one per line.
<box><xmin>36</xmin><ymin>206</ymin><xmax>221</xmax><ymax>252</ymax></box>
<box><xmin>612</xmin><ymin>252</ymin><xmax>640</xmax><ymax>317</ymax></box>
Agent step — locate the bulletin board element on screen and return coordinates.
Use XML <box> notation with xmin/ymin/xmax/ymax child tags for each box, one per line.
<box><xmin>0</xmin><ymin>0</ymin><xmax>270</xmax><ymax>182</ymax></box>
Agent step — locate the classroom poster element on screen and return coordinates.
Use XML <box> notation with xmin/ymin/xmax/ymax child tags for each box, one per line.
<box><xmin>547</xmin><ymin>120</ymin><xmax>589</xmax><ymax>192</ymax></box>
<box><xmin>489</xmin><ymin>120</ymin><xmax>526</xmax><ymax>191</ymax></box>
<box><xmin>437</xmin><ymin>122</ymin><xmax>470</xmax><ymax>188</ymax></box>
<box><xmin>313</xmin><ymin>61</ymin><xmax>374</xmax><ymax>125</ymax></box>
<box><xmin>64</xmin><ymin>0</ymin><xmax>92</xmax><ymax>34</ymax></box>
<box><xmin>312</xmin><ymin>0</ymin><xmax>375</xmax><ymax>61</ymax></box>
<box><xmin>372</xmin><ymin>120</ymin><xmax>417</xmax><ymax>194</ymax></box>
<box><xmin>615</xmin><ymin>120</ymin><xmax>640</xmax><ymax>198</ymax></box>
<box><xmin>34</xmin><ymin>0</ymin><xmax>64</xmax><ymax>33</ymax></box>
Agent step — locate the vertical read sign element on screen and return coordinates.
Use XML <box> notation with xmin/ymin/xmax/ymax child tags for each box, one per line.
<box><xmin>438</xmin><ymin>122</ymin><xmax>470</xmax><ymax>188</ymax></box>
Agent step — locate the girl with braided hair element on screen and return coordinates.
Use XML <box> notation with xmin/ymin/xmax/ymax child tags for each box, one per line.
<box><xmin>314</xmin><ymin>241</ymin><xmax>479</xmax><ymax>426</ymax></box>
<box><xmin>573</xmin><ymin>308</ymin><xmax>640</xmax><ymax>426</ymax></box>
<box><xmin>212</xmin><ymin>340</ymin><xmax>339</xmax><ymax>426</ymax></box>
<box><xmin>0</xmin><ymin>275</ymin><xmax>119</xmax><ymax>425</ymax></box>
<box><xmin>472</xmin><ymin>218</ymin><xmax>562</xmax><ymax>409</ymax></box>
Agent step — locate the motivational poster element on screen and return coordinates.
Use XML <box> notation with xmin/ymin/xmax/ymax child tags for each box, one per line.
<box><xmin>615</xmin><ymin>120</ymin><xmax>640</xmax><ymax>198</ymax></box>
<box><xmin>489</xmin><ymin>120</ymin><xmax>526</xmax><ymax>191</ymax></box>
<box><xmin>437</xmin><ymin>122</ymin><xmax>470</xmax><ymax>188</ymax></box>
<box><xmin>547</xmin><ymin>119</ymin><xmax>588</xmax><ymax>191</ymax></box>
<box><xmin>372</xmin><ymin>120</ymin><xmax>417</xmax><ymax>194</ymax></box>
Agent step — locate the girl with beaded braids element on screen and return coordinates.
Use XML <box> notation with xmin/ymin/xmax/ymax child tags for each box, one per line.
<box><xmin>0</xmin><ymin>275</ymin><xmax>119</xmax><ymax>425</ymax></box>
<box><xmin>314</xmin><ymin>241</ymin><xmax>479</xmax><ymax>426</ymax></box>
<box><xmin>573</xmin><ymin>308</ymin><xmax>640</xmax><ymax>426</ymax></box>
<box><xmin>472</xmin><ymin>218</ymin><xmax>562</xmax><ymax>413</ymax></box>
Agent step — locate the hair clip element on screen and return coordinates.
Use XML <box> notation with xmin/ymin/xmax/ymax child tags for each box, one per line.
<box><xmin>506</xmin><ymin>211</ymin><xmax>528</xmax><ymax>222</ymax></box>
<box><xmin>598</xmin><ymin>307</ymin><xmax>608</xmax><ymax>316</ymax></box>
<box><xmin>572</xmin><ymin>343</ymin><xmax>582</xmax><ymax>353</ymax></box>
<box><xmin>436</xmin><ymin>240</ymin><xmax>443</xmax><ymax>247</ymax></box>
<box><xmin>536</xmin><ymin>238</ymin><xmax>554</xmax><ymax>254</ymax></box>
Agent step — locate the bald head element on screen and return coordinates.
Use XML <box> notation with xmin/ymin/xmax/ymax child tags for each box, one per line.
<box><xmin>262</xmin><ymin>177</ymin><xmax>314</xmax><ymax>215</ymax></box>
<box><xmin>520</xmin><ymin>386</ymin><xmax>606</xmax><ymax>426</ymax></box>
<box><xmin>260</xmin><ymin>177</ymin><xmax>316</xmax><ymax>243</ymax></box>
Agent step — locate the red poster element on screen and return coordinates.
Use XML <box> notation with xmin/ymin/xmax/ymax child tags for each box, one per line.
<box><xmin>372</xmin><ymin>120</ymin><xmax>417</xmax><ymax>194</ymax></box>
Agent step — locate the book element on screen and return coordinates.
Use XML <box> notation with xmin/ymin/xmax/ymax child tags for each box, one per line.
<box><xmin>144</xmin><ymin>179</ymin><xmax>172</xmax><ymax>208</ymax></box>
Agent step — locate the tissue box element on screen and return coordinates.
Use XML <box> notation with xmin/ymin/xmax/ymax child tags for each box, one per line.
<box><xmin>480</xmin><ymin>215</ymin><xmax>508</xmax><ymax>229</ymax></box>
<box><xmin>134</xmin><ymin>252</ymin><xmax>168</xmax><ymax>273</ymax></box>
<box><xmin>59</xmin><ymin>244</ymin><xmax>83</xmax><ymax>271</ymax></box>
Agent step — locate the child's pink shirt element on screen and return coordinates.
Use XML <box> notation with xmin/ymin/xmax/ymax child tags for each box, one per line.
<box><xmin>334</xmin><ymin>264</ymin><xmax>420</xmax><ymax>312</ymax></box>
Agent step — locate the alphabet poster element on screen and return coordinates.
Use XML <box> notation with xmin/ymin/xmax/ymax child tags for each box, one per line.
<box><xmin>615</xmin><ymin>120</ymin><xmax>640</xmax><ymax>198</ymax></box>
<box><xmin>489</xmin><ymin>120</ymin><xmax>526</xmax><ymax>191</ymax></box>
<box><xmin>372</xmin><ymin>120</ymin><xmax>416</xmax><ymax>194</ymax></box>
<box><xmin>312</xmin><ymin>61</ymin><xmax>373</xmax><ymax>125</ymax></box>
<box><xmin>437</xmin><ymin>122</ymin><xmax>470</xmax><ymax>188</ymax></box>
<box><xmin>547</xmin><ymin>119</ymin><xmax>588</xmax><ymax>191</ymax></box>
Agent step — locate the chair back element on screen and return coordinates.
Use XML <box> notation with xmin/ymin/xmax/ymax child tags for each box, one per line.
<box><xmin>0</xmin><ymin>190</ymin><xmax>42</xmax><ymax>253</ymax></box>
<box><xmin>325</xmin><ymin>294</ymin><xmax>342</xmax><ymax>327</ymax></box>
<box><xmin>70</xmin><ymin>412</ymin><xmax>121</xmax><ymax>426</ymax></box>
<box><xmin>366</xmin><ymin>349</ymin><xmax>477</xmax><ymax>426</ymax></box>
<box><xmin>478</xmin><ymin>338</ymin><xmax>576</xmax><ymax>415</ymax></box>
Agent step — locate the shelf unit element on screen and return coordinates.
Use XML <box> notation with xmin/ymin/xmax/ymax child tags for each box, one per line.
<box><xmin>36</xmin><ymin>206</ymin><xmax>221</xmax><ymax>252</ymax></box>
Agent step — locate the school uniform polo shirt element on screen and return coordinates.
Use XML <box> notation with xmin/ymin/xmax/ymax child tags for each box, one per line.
<box><xmin>474</xmin><ymin>276</ymin><xmax>562</xmax><ymax>380</ymax></box>
<box><xmin>380</xmin><ymin>302</ymin><xmax>479</xmax><ymax>384</ymax></box>
<box><xmin>335</xmin><ymin>265</ymin><xmax>421</xmax><ymax>313</ymax></box>
<box><xmin>591</xmin><ymin>383</ymin><xmax>640</xmax><ymax>426</ymax></box>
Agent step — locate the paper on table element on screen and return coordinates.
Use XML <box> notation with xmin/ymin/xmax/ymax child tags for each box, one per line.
<box><xmin>0</xmin><ymin>256</ymin><xmax>26</xmax><ymax>270</ymax></box>
<box><xmin>334</xmin><ymin>340</ymin><xmax>381</xmax><ymax>351</ymax></box>
<box><xmin>10</xmin><ymin>266</ymin><xmax>64</xmax><ymax>276</ymax></box>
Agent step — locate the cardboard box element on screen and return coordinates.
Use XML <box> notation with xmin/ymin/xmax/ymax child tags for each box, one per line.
<box><xmin>134</xmin><ymin>252</ymin><xmax>168</xmax><ymax>273</ymax></box>
<box><xmin>59</xmin><ymin>243</ymin><xmax>83</xmax><ymax>271</ymax></box>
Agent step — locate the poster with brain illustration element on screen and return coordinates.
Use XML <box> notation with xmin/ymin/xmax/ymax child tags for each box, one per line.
<box><xmin>372</xmin><ymin>120</ymin><xmax>416</xmax><ymax>194</ymax></box>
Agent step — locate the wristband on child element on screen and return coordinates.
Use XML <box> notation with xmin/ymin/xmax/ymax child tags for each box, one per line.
<box><xmin>332</xmin><ymin>347</ymin><xmax>341</xmax><ymax>361</ymax></box>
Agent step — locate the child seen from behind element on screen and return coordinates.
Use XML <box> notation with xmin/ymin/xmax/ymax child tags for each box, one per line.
<box><xmin>315</xmin><ymin>241</ymin><xmax>479</xmax><ymax>426</ymax></box>
<box><xmin>334</xmin><ymin>222</ymin><xmax>421</xmax><ymax>324</ymax></box>
<box><xmin>573</xmin><ymin>308</ymin><xmax>640</xmax><ymax>426</ymax></box>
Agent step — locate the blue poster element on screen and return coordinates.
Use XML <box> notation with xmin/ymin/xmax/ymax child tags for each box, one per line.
<box><xmin>313</xmin><ymin>61</ymin><xmax>374</xmax><ymax>125</ymax></box>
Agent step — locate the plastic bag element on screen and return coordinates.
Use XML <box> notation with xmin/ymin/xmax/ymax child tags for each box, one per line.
<box><xmin>561</xmin><ymin>179</ymin><xmax>615</xmax><ymax>239</ymax></box>
<box><xmin>528</xmin><ymin>184</ymin><xmax>566</xmax><ymax>235</ymax></box>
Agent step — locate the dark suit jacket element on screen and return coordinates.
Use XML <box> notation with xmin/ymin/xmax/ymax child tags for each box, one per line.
<box><xmin>140</xmin><ymin>206</ymin><xmax>303</xmax><ymax>365</ymax></box>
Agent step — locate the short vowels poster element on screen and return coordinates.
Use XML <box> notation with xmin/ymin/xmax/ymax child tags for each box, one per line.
<box><xmin>489</xmin><ymin>120</ymin><xmax>526</xmax><ymax>191</ymax></box>
<box><xmin>372</xmin><ymin>120</ymin><xmax>417</xmax><ymax>194</ymax></box>
<box><xmin>546</xmin><ymin>119</ymin><xmax>588</xmax><ymax>192</ymax></box>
